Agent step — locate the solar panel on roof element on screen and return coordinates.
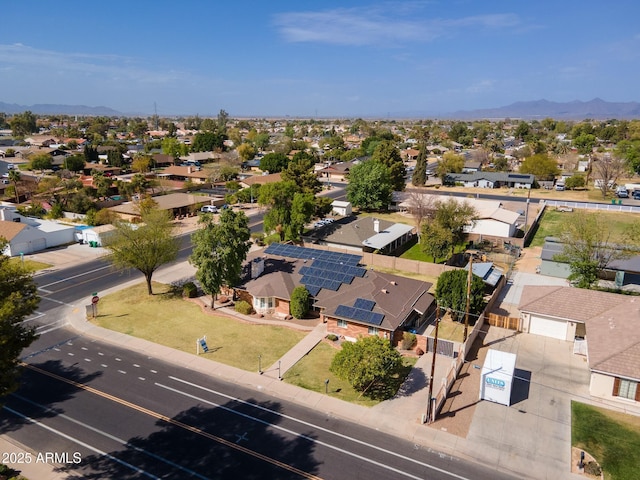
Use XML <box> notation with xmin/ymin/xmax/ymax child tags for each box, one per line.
<box><xmin>354</xmin><ymin>298</ymin><xmax>375</xmax><ymax>311</ymax></box>
<box><xmin>305</xmin><ymin>285</ymin><xmax>321</xmax><ymax>296</ymax></box>
<box><xmin>334</xmin><ymin>305</ymin><xmax>385</xmax><ymax>326</ymax></box>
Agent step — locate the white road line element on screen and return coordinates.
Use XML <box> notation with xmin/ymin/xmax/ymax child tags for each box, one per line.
<box><xmin>68</xmin><ymin>352</ymin><xmax>75</xmax><ymax>356</ymax></box>
<box><xmin>115</xmin><ymin>357</ymin><xmax>122</xmax><ymax>361</ymax></box>
<box><xmin>38</xmin><ymin>264</ymin><xmax>112</xmax><ymax>289</ymax></box>
<box><xmin>84</xmin><ymin>358</ymin><xmax>91</xmax><ymax>362</ymax></box>
<box><xmin>133</xmin><ymin>364</ymin><xmax>140</xmax><ymax>368</ymax></box>
<box><xmin>98</xmin><ymin>352</ymin><xmax>104</xmax><ymax>356</ymax></box>
<box><xmin>38</xmin><ymin>296</ymin><xmax>75</xmax><ymax>306</ymax></box>
<box><xmin>54</xmin><ymin>348</ymin><xmax>60</xmax><ymax>352</ymax></box>
<box><xmin>36</xmin><ymin>321</ymin><xmax>64</xmax><ymax>332</ymax></box>
<box><xmin>118</xmin><ymin>370</ymin><xmax>126</xmax><ymax>374</ymax></box>
<box><xmin>2</xmin><ymin>405</ymin><xmax>161</xmax><ymax>479</ymax></box>
<box><xmin>101</xmin><ymin>364</ymin><xmax>108</xmax><ymax>368</ymax></box>
<box><xmin>8</xmin><ymin>395</ymin><xmax>211</xmax><ymax>480</ymax></box>
<box><xmin>38</xmin><ymin>287</ymin><xmax>53</xmax><ymax>294</ymax></box>
<box><xmin>138</xmin><ymin>377</ymin><xmax>146</xmax><ymax>381</ymax></box>
<box><xmin>20</xmin><ymin>312</ymin><xmax>46</xmax><ymax>324</ymax></box>
<box><xmin>81</xmin><ymin>347</ymin><xmax>88</xmax><ymax>351</ymax></box>
<box><xmin>150</xmin><ymin>370</ymin><xmax>158</xmax><ymax>374</ymax></box>
<box><xmin>158</xmin><ymin>381</ymin><xmax>469</xmax><ymax>480</ymax></box>
<box><xmin>37</xmin><ymin>324</ymin><xmax>68</xmax><ymax>335</ymax></box>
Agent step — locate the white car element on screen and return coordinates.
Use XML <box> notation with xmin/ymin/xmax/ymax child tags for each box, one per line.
<box><xmin>200</xmin><ymin>205</ymin><xmax>219</xmax><ymax>214</ymax></box>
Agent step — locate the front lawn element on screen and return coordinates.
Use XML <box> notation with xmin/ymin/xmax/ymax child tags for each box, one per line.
<box><xmin>572</xmin><ymin>401</ymin><xmax>640</xmax><ymax>480</ymax></box>
<box><xmin>400</xmin><ymin>241</ymin><xmax>466</xmax><ymax>263</ymax></box>
<box><xmin>9</xmin><ymin>257</ymin><xmax>51</xmax><ymax>272</ymax></box>
<box><xmin>93</xmin><ymin>282</ymin><xmax>306</xmax><ymax>371</ymax></box>
<box><xmin>283</xmin><ymin>341</ymin><xmax>417</xmax><ymax>407</ymax></box>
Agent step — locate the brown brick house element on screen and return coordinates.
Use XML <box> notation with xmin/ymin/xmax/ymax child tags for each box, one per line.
<box><xmin>234</xmin><ymin>244</ymin><xmax>435</xmax><ymax>346</ymax></box>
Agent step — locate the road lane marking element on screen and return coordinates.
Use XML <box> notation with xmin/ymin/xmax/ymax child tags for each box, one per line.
<box><xmin>101</xmin><ymin>364</ymin><xmax>108</xmax><ymax>368</ymax></box>
<box><xmin>166</xmin><ymin>376</ymin><xmax>471</xmax><ymax>480</ymax></box>
<box><xmin>150</xmin><ymin>370</ymin><xmax>157</xmax><ymax>374</ymax></box>
<box><xmin>38</xmin><ymin>296</ymin><xmax>75</xmax><ymax>307</ymax></box>
<box><xmin>21</xmin><ymin>363</ymin><xmax>322</xmax><ymax>480</ymax></box>
<box><xmin>2</xmin><ymin>405</ymin><xmax>161</xmax><ymax>479</ymax></box>
<box><xmin>138</xmin><ymin>377</ymin><xmax>146</xmax><ymax>381</ymax></box>
<box><xmin>81</xmin><ymin>347</ymin><xmax>88</xmax><ymax>351</ymax></box>
<box><xmin>118</xmin><ymin>370</ymin><xmax>127</xmax><ymax>374</ymax></box>
<box><xmin>133</xmin><ymin>364</ymin><xmax>140</xmax><ymax>368</ymax></box>
<box><xmin>98</xmin><ymin>352</ymin><xmax>104</xmax><ymax>356</ymax></box>
<box><xmin>38</xmin><ymin>264</ymin><xmax>113</xmax><ymax>289</ymax></box>
<box><xmin>7</xmin><ymin>394</ymin><xmax>211</xmax><ymax>480</ymax></box>
<box><xmin>84</xmin><ymin>358</ymin><xmax>91</xmax><ymax>362</ymax></box>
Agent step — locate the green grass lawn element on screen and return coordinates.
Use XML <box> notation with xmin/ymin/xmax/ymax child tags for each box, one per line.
<box><xmin>572</xmin><ymin>401</ymin><xmax>640</xmax><ymax>480</ymax></box>
<box><xmin>93</xmin><ymin>282</ymin><xmax>306</xmax><ymax>371</ymax></box>
<box><xmin>8</xmin><ymin>257</ymin><xmax>52</xmax><ymax>272</ymax></box>
<box><xmin>529</xmin><ymin>209</ymin><xmax>639</xmax><ymax>247</ymax></box>
<box><xmin>283</xmin><ymin>341</ymin><xmax>418</xmax><ymax>407</ymax></box>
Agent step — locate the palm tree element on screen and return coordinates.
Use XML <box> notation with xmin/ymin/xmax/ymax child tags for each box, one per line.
<box><xmin>8</xmin><ymin>169</ymin><xmax>21</xmax><ymax>204</ymax></box>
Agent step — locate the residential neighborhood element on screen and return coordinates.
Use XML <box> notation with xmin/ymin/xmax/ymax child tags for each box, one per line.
<box><xmin>2</xmin><ymin>110</ymin><xmax>640</xmax><ymax>480</ymax></box>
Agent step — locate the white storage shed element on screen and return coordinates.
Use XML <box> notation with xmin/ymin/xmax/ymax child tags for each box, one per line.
<box><xmin>479</xmin><ymin>349</ymin><xmax>517</xmax><ymax>406</ymax></box>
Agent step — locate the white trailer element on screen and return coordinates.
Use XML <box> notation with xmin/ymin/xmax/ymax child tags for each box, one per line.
<box><xmin>479</xmin><ymin>349</ymin><xmax>517</xmax><ymax>406</ymax></box>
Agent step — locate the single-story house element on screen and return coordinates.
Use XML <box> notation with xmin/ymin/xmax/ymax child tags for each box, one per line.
<box><xmin>0</xmin><ymin>207</ymin><xmax>76</xmax><ymax>256</ymax></box>
<box><xmin>107</xmin><ymin>192</ymin><xmax>214</xmax><ymax>221</ymax></box>
<box><xmin>179</xmin><ymin>152</ymin><xmax>215</xmax><ymax>164</ymax></box>
<box><xmin>308</xmin><ymin>216</ymin><xmax>415</xmax><ymax>254</ymax></box>
<box><xmin>331</xmin><ymin>200</ymin><xmax>352</xmax><ymax>216</ymax></box>
<box><xmin>158</xmin><ymin>165</ymin><xmax>210</xmax><ymax>184</ymax></box>
<box><xmin>444</xmin><ymin>172</ymin><xmax>535</xmax><ymax>189</ymax></box>
<box><xmin>238</xmin><ymin>172</ymin><xmax>282</xmax><ymax>189</ymax></box>
<box><xmin>395</xmin><ymin>193</ymin><xmax>521</xmax><ymax>240</ymax></box>
<box><xmin>316</xmin><ymin>159</ymin><xmax>361</xmax><ymax>181</ymax></box>
<box><xmin>462</xmin><ymin>160</ymin><xmax>482</xmax><ymax>173</ymax></box>
<box><xmin>152</xmin><ymin>153</ymin><xmax>176</xmax><ymax>167</ymax></box>
<box><xmin>540</xmin><ymin>237</ymin><xmax>640</xmax><ymax>286</ymax></box>
<box><xmin>234</xmin><ymin>243</ymin><xmax>435</xmax><ymax>346</ymax></box>
<box><xmin>518</xmin><ymin>285</ymin><xmax>640</xmax><ymax>404</ymax></box>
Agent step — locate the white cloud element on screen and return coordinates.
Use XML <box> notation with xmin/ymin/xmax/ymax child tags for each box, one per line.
<box><xmin>273</xmin><ymin>5</ymin><xmax>520</xmax><ymax>46</ymax></box>
<box><xmin>0</xmin><ymin>44</ymin><xmax>186</xmax><ymax>85</ymax></box>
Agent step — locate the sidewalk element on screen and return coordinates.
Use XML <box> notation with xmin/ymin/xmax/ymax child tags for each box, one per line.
<box><xmin>9</xmin><ymin>244</ymin><xmax>582</xmax><ymax>479</ymax></box>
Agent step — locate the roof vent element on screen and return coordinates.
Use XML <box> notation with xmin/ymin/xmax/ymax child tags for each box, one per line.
<box><xmin>381</xmin><ymin>288</ymin><xmax>388</xmax><ymax>294</ymax></box>
<box><xmin>390</xmin><ymin>281</ymin><xmax>397</xmax><ymax>285</ymax></box>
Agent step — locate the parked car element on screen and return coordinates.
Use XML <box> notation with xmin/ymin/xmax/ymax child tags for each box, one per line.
<box><xmin>632</xmin><ymin>190</ymin><xmax>640</xmax><ymax>200</ymax></box>
<box><xmin>200</xmin><ymin>205</ymin><xmax>219</xmax><ymax>214</ymax></box>
<box><xmin>616</xmin><ymin>187</ymin><xmax>629</xmax><ymax>198</ymax></box>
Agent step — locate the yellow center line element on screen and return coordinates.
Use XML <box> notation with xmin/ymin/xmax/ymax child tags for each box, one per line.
<box><xmin>22</xmin><ymin>363</ymin><xmax>322</xmax><ymax>480</ymax></box>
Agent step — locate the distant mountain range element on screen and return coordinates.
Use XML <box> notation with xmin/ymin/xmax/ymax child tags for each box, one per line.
<box><xmin>0</xmin><ymin>102</ymin><xmax>122</xmax><ymax>116</ymax></box>
<box><xmin>2</xmin><ymin>98</ymin><xmax>640</xmax><ymax>119</ymax></box>
<box><xmin>444</xmin><ymin>98</ymin><xmax>640</xmax><ymax>120</ymax></box>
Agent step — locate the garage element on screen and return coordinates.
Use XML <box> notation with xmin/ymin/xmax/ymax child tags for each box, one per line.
<box><xmin>529</xmin><ymin>315</ymin><xmax>568</xmax><ymax>340</ymax></box>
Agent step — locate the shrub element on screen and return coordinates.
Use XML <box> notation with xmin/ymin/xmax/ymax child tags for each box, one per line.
<box><xmin>401</xmin><ymin>332</ymin><xmax>417</xmax><ymax>350</ymax></box>
<box><xmin>584</xmin><ymin>461</ymin><xmax>601</xmax><ymax>476</ymax></box>
<box><xmin>290</xmin><ymin>285</ymin><xmax>310</xmax><ymax>319</ymax></box>
<box><xmin>415</xmin><ymin>347</ymin><xmax>424</xmax><ymax>356</ymax></box>
<box><xmin>182</xmin><ymin>282</ymin><xmax>197</xmax><ymax>298</ymax></box>
<box><xmin>327</xmin><ymin>334</ymin><xmax>338</xmax><ymax>341</ymax></box>
<box><xmin>235</xmin><ymin>300</ymin><xmax>253</xmax><ymax>315</ymax></box>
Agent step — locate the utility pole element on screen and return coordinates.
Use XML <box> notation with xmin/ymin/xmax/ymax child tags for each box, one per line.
<box><xmin>463</xmin><ymin>254</ymin><xmax>473</xmax><ymax>343</ymax></box>
<box><xmin>427</xmin><ymin>305</ymin><xmax>441</xmax><ymax>423</ymax></box>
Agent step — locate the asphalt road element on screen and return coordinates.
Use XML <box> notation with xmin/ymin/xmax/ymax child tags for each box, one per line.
<box><xmin>1</xmin><ymin>183</ymin><xmax>520</xmax><ymax>479</ymax></box>
<box><xmin>4</xmin><ymin>329</ymin><xmax>517</xmax><ymax>480</ymax></box>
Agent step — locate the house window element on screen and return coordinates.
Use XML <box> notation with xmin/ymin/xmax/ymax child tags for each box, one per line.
<box><xmin>253</xmin><ymin>297</ymin><xmax>274</xmax><ymax>310</ymax></box>
<box><xmin>368</xmin><ymin>326</ymin><xmax>378</xmax><ymax>336</ymax></box>
<box><xmin>337</xmin><ymin>319</ymin><xmax>347</xmax><ymax>328</ymax></box>
<box><xmin>618</xmin><ymin>379</ymin><xmax>638</xmax><ymax>400</ymax></box>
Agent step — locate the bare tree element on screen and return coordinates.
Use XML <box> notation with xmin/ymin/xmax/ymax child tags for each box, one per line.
<box><xmin>405</xmin><ymin>191</ymin><xmax>436</xmax><ymax>238</ymax></box>
<box><xmin>593</xmin><ymin>153</ymin><xmax>627</xmax><ymax>198</ymax></box>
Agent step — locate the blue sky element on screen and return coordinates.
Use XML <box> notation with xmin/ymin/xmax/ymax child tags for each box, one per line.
<box><xmin>2</xmin><ymin>1</ymin><xmax>639</xmax><ymax>117</ymax></box>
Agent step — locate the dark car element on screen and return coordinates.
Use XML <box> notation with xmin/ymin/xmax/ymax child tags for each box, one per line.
<box><xmin>632</xmin><ymin>190</ymin><xmax>640</xmax><ymax>200</ymax></box>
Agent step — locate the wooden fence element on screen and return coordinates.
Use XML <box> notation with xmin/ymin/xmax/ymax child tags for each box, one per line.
<box><xmin>485</xmin><ymin>312</ymin><xmax>520</xmax><ymax>331</ymax></box>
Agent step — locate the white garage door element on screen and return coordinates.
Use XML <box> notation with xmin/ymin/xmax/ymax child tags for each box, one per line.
<box><xmin>529</xmin><ymin>315</ymin><xmax>567</xmax><ymax>340</ymax></box>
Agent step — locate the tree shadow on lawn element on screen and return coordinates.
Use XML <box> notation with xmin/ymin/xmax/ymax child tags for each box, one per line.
<box><xmin>58</xmin><ymin>401</ymin><xmax>321</xmax><ymax>480</ymax></box>
<box><xmin>366</xmin><ymin>362</ymin><xmax>422</xmax><ymax>401</ymax></box>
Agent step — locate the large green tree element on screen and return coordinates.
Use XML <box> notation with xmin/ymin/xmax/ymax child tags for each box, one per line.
<box><xmin>518</xmin><ymin>154</ymin><xmax>560</xmax><ymax>180</ymax></box>
<box><xmin>189</xmin><ymin>209</ymin><xmax>251</xmax><ymax>306</ymax></box>
<box><xmin>290</xmin><ymin>286</ymin><xmax>310</xmax><ymax>319</ymax></box>
<box><xmin>281</xmin><ymin>155</ymin><xmax>321</xmax><ymax>193</ymax></box>
<box><xmin>435</xmin><ymin>269</ymin><xmax>485</xmax><ymax>322</ymax></box>
<box><xmin>0</xmin><ymin>238</ymin><xmax>40</xmax><ymax>402</ymax></box>
<box><xmin>192</xmin><ymin>131</ymin><xmax>226</xmax><ymax>152</ymax></box>
<box><xmin>258</xmin><ymin>181</ymin><xmax>314</xmax><ymax>241</ymax></box>
<box><xmin>436</xmin><ymin>151</ymin><xmax>465</xmax><ymax>180</ymax></box>
<box><xmin>8</xmin><ymin>170</ymin><xmax>21</xmax><ymax>204</ymax></box>
<box><xmin>259</xmin><ymin>152</ymin><xmax>289</xmax><ymax>173</ymax></box>
<box><xmin>371</xmin><ymin>140</ymin><xmax>405</xmax><ymax>191</ymax></box>
<box><xmin>412</xmin><ymin>144</ymin><xmax>428</xmax><ymax>186</ymax></box>
<box><xmin>29</xmin><ymin>153</ymin><xmax>53</xmax><ymax>172</ymax></box>
<box><xmin>420</xmin><ymin>222</ymin><xmax>453</xmax><ymax>263</ymax></box>
<box><xmin>9</xmin><ymin>111</ymin><xmax>38</xmax><ymax>137</ymax></box>
<box><xmin>433</xmin><ymin>198</ymin><xmax>477</xmax><ymax>253</ymax></box>
<box><xmin>64</xmin><ymin>154</ymin><xmax>86</xmax><ymax>173</ymax></box>
<box><xmin>105</xmin><ymin>209</ymin><xmax>179</xmax><ymax>295</ymax></box>
<box><xmin>330</xmin><ymin>336</ymin><xmax>403</xmax><ymax>396</ymax></box>
<box><xmin>346</xmin><ymin>160</ymin><xmax>393</xmax><ymax>211</ymax></box>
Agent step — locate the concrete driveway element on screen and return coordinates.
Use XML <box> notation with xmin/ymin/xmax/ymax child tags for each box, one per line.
<box><xmin>465</xmin><ymin>326</ymin><xmax>590</xmax><ymax>479</ymax></box>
